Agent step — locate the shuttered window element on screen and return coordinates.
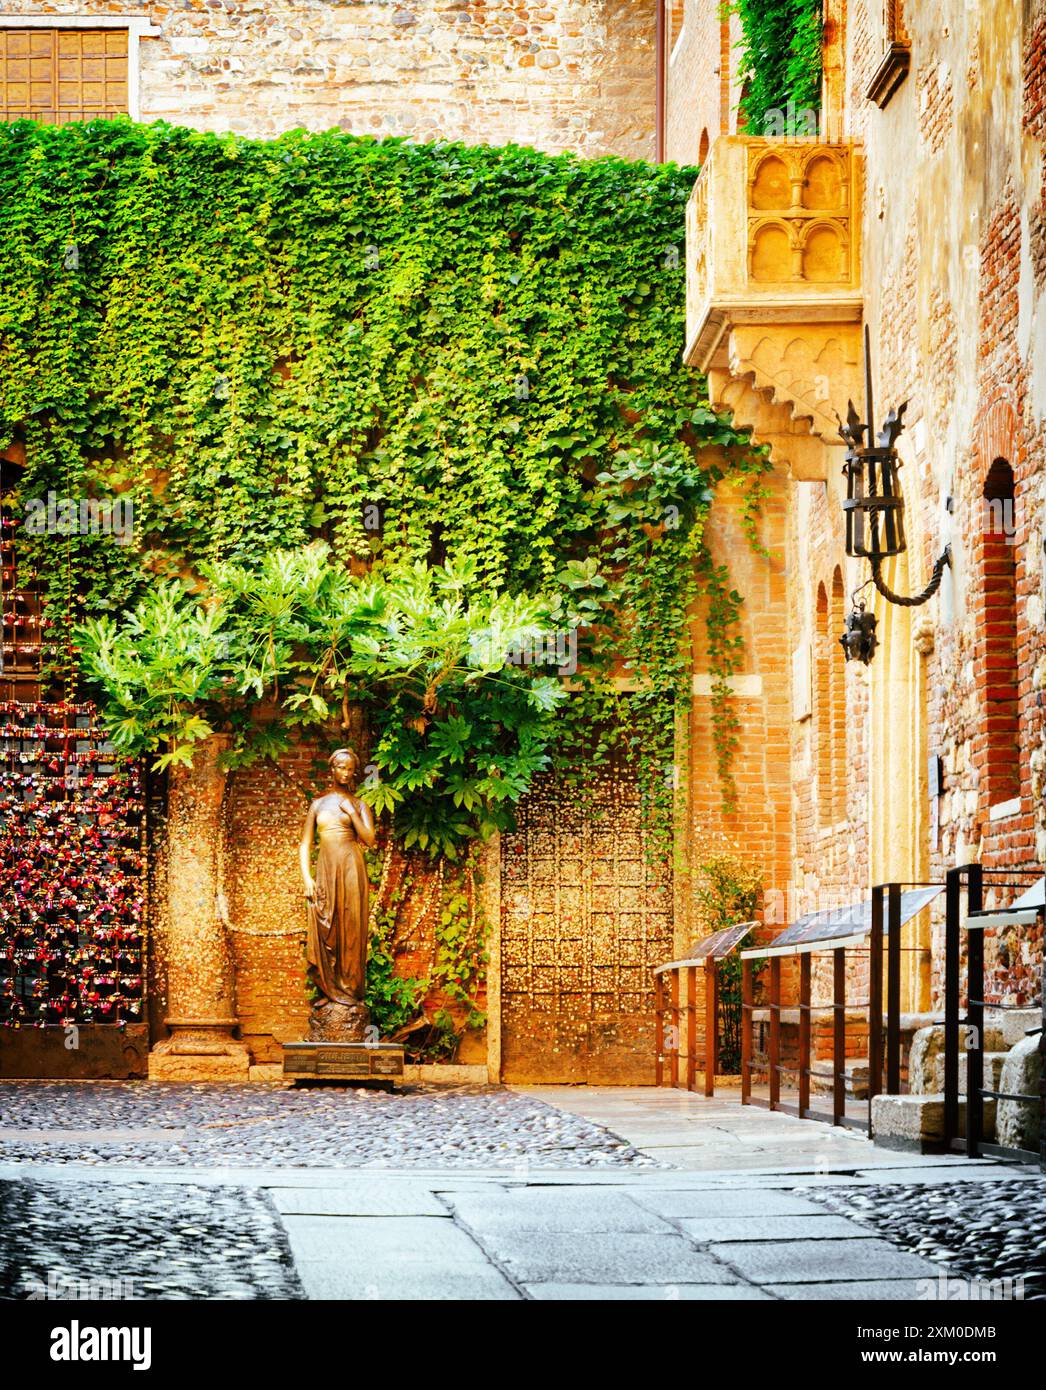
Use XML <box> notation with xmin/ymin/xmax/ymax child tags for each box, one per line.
<box><xmin>0</xmin><ymin>28</ymin><xmax>129</xmax><ymax>125</ymax></box>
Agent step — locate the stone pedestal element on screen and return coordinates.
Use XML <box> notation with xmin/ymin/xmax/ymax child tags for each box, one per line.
<box><xmin>149</xmin><ymin>1021</ymin><xmax>251</xmax><ymax>1082</ymax></box>
<box><xmin>307</xmin><ymin>998</ymin><xmax>370</xmax><ymax>1043</ymax></box>
<box><xmin>149</xmin><ymin>734</ymin><xmax>251</xmax><ymax>1082</ymax></box>
<box><xmin>283</xmin><ymin>1041</ymin><xmax>404</xmax><ymax>1084</ymax></box>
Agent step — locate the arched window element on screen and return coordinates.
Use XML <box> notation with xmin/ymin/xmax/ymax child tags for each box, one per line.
<box><xmin>698</xmin><ymin>128</ymin><xmax>710</xmax><ymax>165</ymax></box>
<box><xmin>981</xmin><ymin>459</ymin><xmax>1020</xmax><ymax>807</ymax></box>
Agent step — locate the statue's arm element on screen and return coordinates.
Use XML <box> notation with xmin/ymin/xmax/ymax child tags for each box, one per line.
<box><xmin>346</xmin><ymin>794</ymin><xmax>377</xmax><ymax>848</ymax></box>
<box><xmin>299</xmin><ymin>803</ymin><xmax>318</xmax><ymax>898</ymax></box>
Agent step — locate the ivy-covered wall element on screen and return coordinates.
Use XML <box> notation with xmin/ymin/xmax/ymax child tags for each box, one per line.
<box><xmin>731</xmin><ymin>0</ymin><xmax>824</xmax><ymax>135</ymax></box>
<box><xmin>0</xmin><ymin>119</ymin><xmax>768</xmax><ymax>1061</ymax></box>
<box><xmin>0</xmin><ymin>118</ymin><xmax>765</xmax><ymax>804</ymax></box>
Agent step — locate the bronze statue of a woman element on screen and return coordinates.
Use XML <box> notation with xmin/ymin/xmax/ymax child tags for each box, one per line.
<box><xmin>299</xmin><ymin>747</ymin><xmax>377</xmax><ymax>1040</ymax></box>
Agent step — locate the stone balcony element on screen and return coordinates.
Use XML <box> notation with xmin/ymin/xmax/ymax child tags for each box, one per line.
<box><xmin>684</xmin><ymin>137</ymin><xmax>865</xmax><ymax>479</ymax></box>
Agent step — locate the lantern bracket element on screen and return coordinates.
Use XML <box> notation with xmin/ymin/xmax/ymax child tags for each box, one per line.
<box><xmin>868</xmin><ymin>544</ymin><xmax>952</xmax><ymax>607</ymax></box>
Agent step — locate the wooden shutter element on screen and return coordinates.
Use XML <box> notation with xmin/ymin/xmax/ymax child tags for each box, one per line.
<box><xmin>0</xmin><ymin>28</ymin><xmax>129</xmax><ymax>124</ymax></box>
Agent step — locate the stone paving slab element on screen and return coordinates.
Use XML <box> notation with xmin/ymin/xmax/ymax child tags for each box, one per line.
<box><xmin>270</xmin><ymin>1183</ymin><xmax>446</xmax><ymax>1217</ymax></box>
<box><xmin>766</xmin><ymin>1280</ymin><xmax>928</xmax><ymax>1301</ymax></box>
<box><xmin>679</xmin><ymin>1214</ymin><xmax>874</xmax><ymax>1242</ymax></box>
<box><xmin>851</xmin><ymin>1165</ymin><xmax>1044</xmax><ymax>1184</ymax></box>
<box><xmin>466</xmin><ymin>1230</ymin><xmax>741</xmax><ymax>1286</ymax></box>
<box><xmin>525</xmin><ymin>1283</ymin><xmax>775</xmax><ymax>1301</ymax></box>
<box><xmin>281</xmin><ymin>1214</ymin><xmax>520</xmax><ymax>1300</ymax></box>
<box><xmin>292</xmin><ymin>1259</ymin><xmax>520</xmax><ymax>1301</ymax></box>
<box><xmin>632</xmin><ymin>1189</ymin><xmax>830</xmax><ymax>1218</ymax></box>
<box><xmin>445</xmin><ymin>1188</ymin><xmax>673</xmax><ymax>1233</ymax></box>
<box><xmin>710</xmin><ymin>1237</ymin><xmax>940</xmax><ymax>1284</ymax></box>
<box><xmin>0</xmin><ymin>1159</ymin><xmax>1021</xmax><ymax>1190</ymax></box>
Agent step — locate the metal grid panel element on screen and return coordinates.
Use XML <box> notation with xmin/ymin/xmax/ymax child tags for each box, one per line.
<box><xmin>500</xmin><ymin>765</ymin><xmax>673</xmax><ymax>1084</ymax></box>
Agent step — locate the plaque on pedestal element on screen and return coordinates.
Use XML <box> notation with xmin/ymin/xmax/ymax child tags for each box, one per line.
<box><xmin>283</xmin><ymin>1041</ymin><xmax>405</xmax><ymax>1085</ymax></box>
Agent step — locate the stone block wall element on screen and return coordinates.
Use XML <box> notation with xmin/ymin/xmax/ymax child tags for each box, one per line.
<box><xmin>1</xmin><ymin>0</ymin><xmax>657</xmax><ymax>158</ymax></box>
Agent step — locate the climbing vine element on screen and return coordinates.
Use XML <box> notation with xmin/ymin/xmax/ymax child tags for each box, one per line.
<box><xmin>0</xmin><ymin>119</ymin><xmax>770</xmax><ymax>841</ymax></box>
<box><xmin>363</xmin><ymin>845</ymin><xmax>487</xmax><ymax>1062</ymax></box>
<box><xmin>729</xmin><ymin>0</ymin><xmax>824</xmax><ymax>136</ymax></box>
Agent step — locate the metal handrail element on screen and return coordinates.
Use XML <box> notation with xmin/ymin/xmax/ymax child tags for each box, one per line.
<box><xmin>949</xmin><ymin>861</ymin><xmax>1045</xmax><ymax>1172</ymax></box>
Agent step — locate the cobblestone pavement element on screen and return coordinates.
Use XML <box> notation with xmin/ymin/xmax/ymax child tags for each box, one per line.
<box><xmin>2</xmin><ymin>1085</ymin><xmax>1042</xmax><ymax>1301</ymax></box>
<box><xmin>0</xmin><ymin>1083</ymin><xmax>655</xmax><ymax>1170</ymax></box>
<box><xmin>812</xmin><ymin>1176</ymin><xmax>1046</xmax><ymax>1300</ymax></box>
<box><xmin>0</xmin><ymin>1178</ymin><xmax>303</xmax><ymax>1300</ymax></box>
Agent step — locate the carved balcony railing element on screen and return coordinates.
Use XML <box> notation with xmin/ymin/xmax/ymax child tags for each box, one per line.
<box><xmin>684</xmin><ymin>137</ymin><xmax>865</xmax><ymax>472</ymax></box>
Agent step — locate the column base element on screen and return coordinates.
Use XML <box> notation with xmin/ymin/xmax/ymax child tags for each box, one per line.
<box><xmin>148</xmin><ymin>1020</ymin><xmax>251</xmax><ymax>1082</ymax></box>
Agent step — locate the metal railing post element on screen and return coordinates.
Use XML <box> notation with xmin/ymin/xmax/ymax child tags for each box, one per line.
<box><xmin>966</xmin><ymin>918</ymin><xmax>984</xmax><ymax>1159</ymax></box>
<box><xmin>1039</xmin><ymin>950</ymin><xmax>1046</xmax><ymax>1174</ymax></box>
<box><xmin>869</xmin><ymin>885</ymin><xmax>884</xmax><ymax>1102</ymax></box>
<box><xmin>669</xmin><ymin>967</ymin><xmax>680</xmax><ymax>1089</ymax></box>
<box><xmin>833</xmin><ymin>947</ymin><xmax>846</xmax><ymax>1126</ymax></box>
<box><xmin>704</xmin><ymin>956</ymin><xmax>717</xmax><ymax>1097</ymax></box>
<box><xmin>798</xmin><ymin>951</ymin><xmax>811</xmax><ymax>1117</ymax></box>
<box><xmin>965</xmin><ymin>864</ymin><xmax>984</xmax><ymax>1157</ymax></box>
<box><xmin>943</xmin><ymin>866</ymin><xmax>962</xmax><ymax>1146</ymax></box>
<box><xmin>769</xmin><ymin>956</ymin><xmax>781</xmax><ymax>1110</ymax></box>
<box><xmin>887</xmin><ymin>882</ymin><xmax>902</xmax><ymax>1092</ymax></box>
<box><xmin>686</xmin><ymin>965</ymin><xmax>697</xmax><ymax>1093</ymax></box>
<box><xmin>741</xmin><ymin>956</ymin><xmax>752</xmax><ymax>1105</ymax></box>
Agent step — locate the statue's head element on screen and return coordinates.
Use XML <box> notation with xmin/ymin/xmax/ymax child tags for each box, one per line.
<box><xmin>329</xmin><ymin>747</ymin><xmax>360</xmax><ymax>787</ymax></box>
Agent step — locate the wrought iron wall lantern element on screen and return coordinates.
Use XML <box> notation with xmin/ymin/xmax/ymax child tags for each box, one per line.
<box><xmin>837</xmin><ymin>327</ymin><xmax>952</xmax><ymax>664</ymax></box>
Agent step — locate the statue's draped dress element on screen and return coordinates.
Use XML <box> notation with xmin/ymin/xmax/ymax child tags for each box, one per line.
<box><xmin>306</xmin><ymin>800</ymin><xmax>368</xmax><ymax>1004</ymax></box>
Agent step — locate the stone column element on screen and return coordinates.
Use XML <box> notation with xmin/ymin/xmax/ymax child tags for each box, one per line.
<box><xmin>479</xmin><ymin>833</ymin><xmax>502</xmax><ymax>1085</ymax></box>
<box><xmin>149</xmin><ymin>733</ymin><xmax>250</xmax><ymax>1080</ymax></box>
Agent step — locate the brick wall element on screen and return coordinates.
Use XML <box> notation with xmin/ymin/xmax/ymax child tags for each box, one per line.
<box><xmin>0</xmin><ymin>0</ymin><xmax>657</xmax><ymax>158</ymax></box>
<box><xmin>687</xmin><ymin>458</ymin><xmax>794</xmax><ymax>947</ymax></box>
<box><xmin>667</xmin><ymin>0</ymin><xmax>1046</xmax><ymax>1025</ymax></box>
<box><xmin>857</xmin><ymin>1</ymin><xmax>1046</xmax><ymax>1007</ymax></box>
<box><xmin>665</xmin><ymin>1</ymin><xmax>744</xmax><ymax>165</ymax></box>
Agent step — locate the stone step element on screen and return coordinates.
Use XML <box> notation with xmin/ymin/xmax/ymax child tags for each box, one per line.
<box><xmin>986</xmin><ymin>1008</ymin><xmax>1042</xmax><ymax>1048</ymax></box>
<box><xmin>929</xmin><ymin>1051</ymin><xmax>1008</xmax><ymax>1095</ymax></box>
<box><xmin>997</xmin><ymin>1035</ymin><xmax>1044</xmax><ymax>1152</ymax></box>
<box><xmin>810</xmin><ymin>1059</ymin><xmax>869</xmax><ymax>1101</ymax></box>
<box><xmin>871</xmin><ymin>1092</ymin><xmax>997</xmax><ymax>1152</ymax></box>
